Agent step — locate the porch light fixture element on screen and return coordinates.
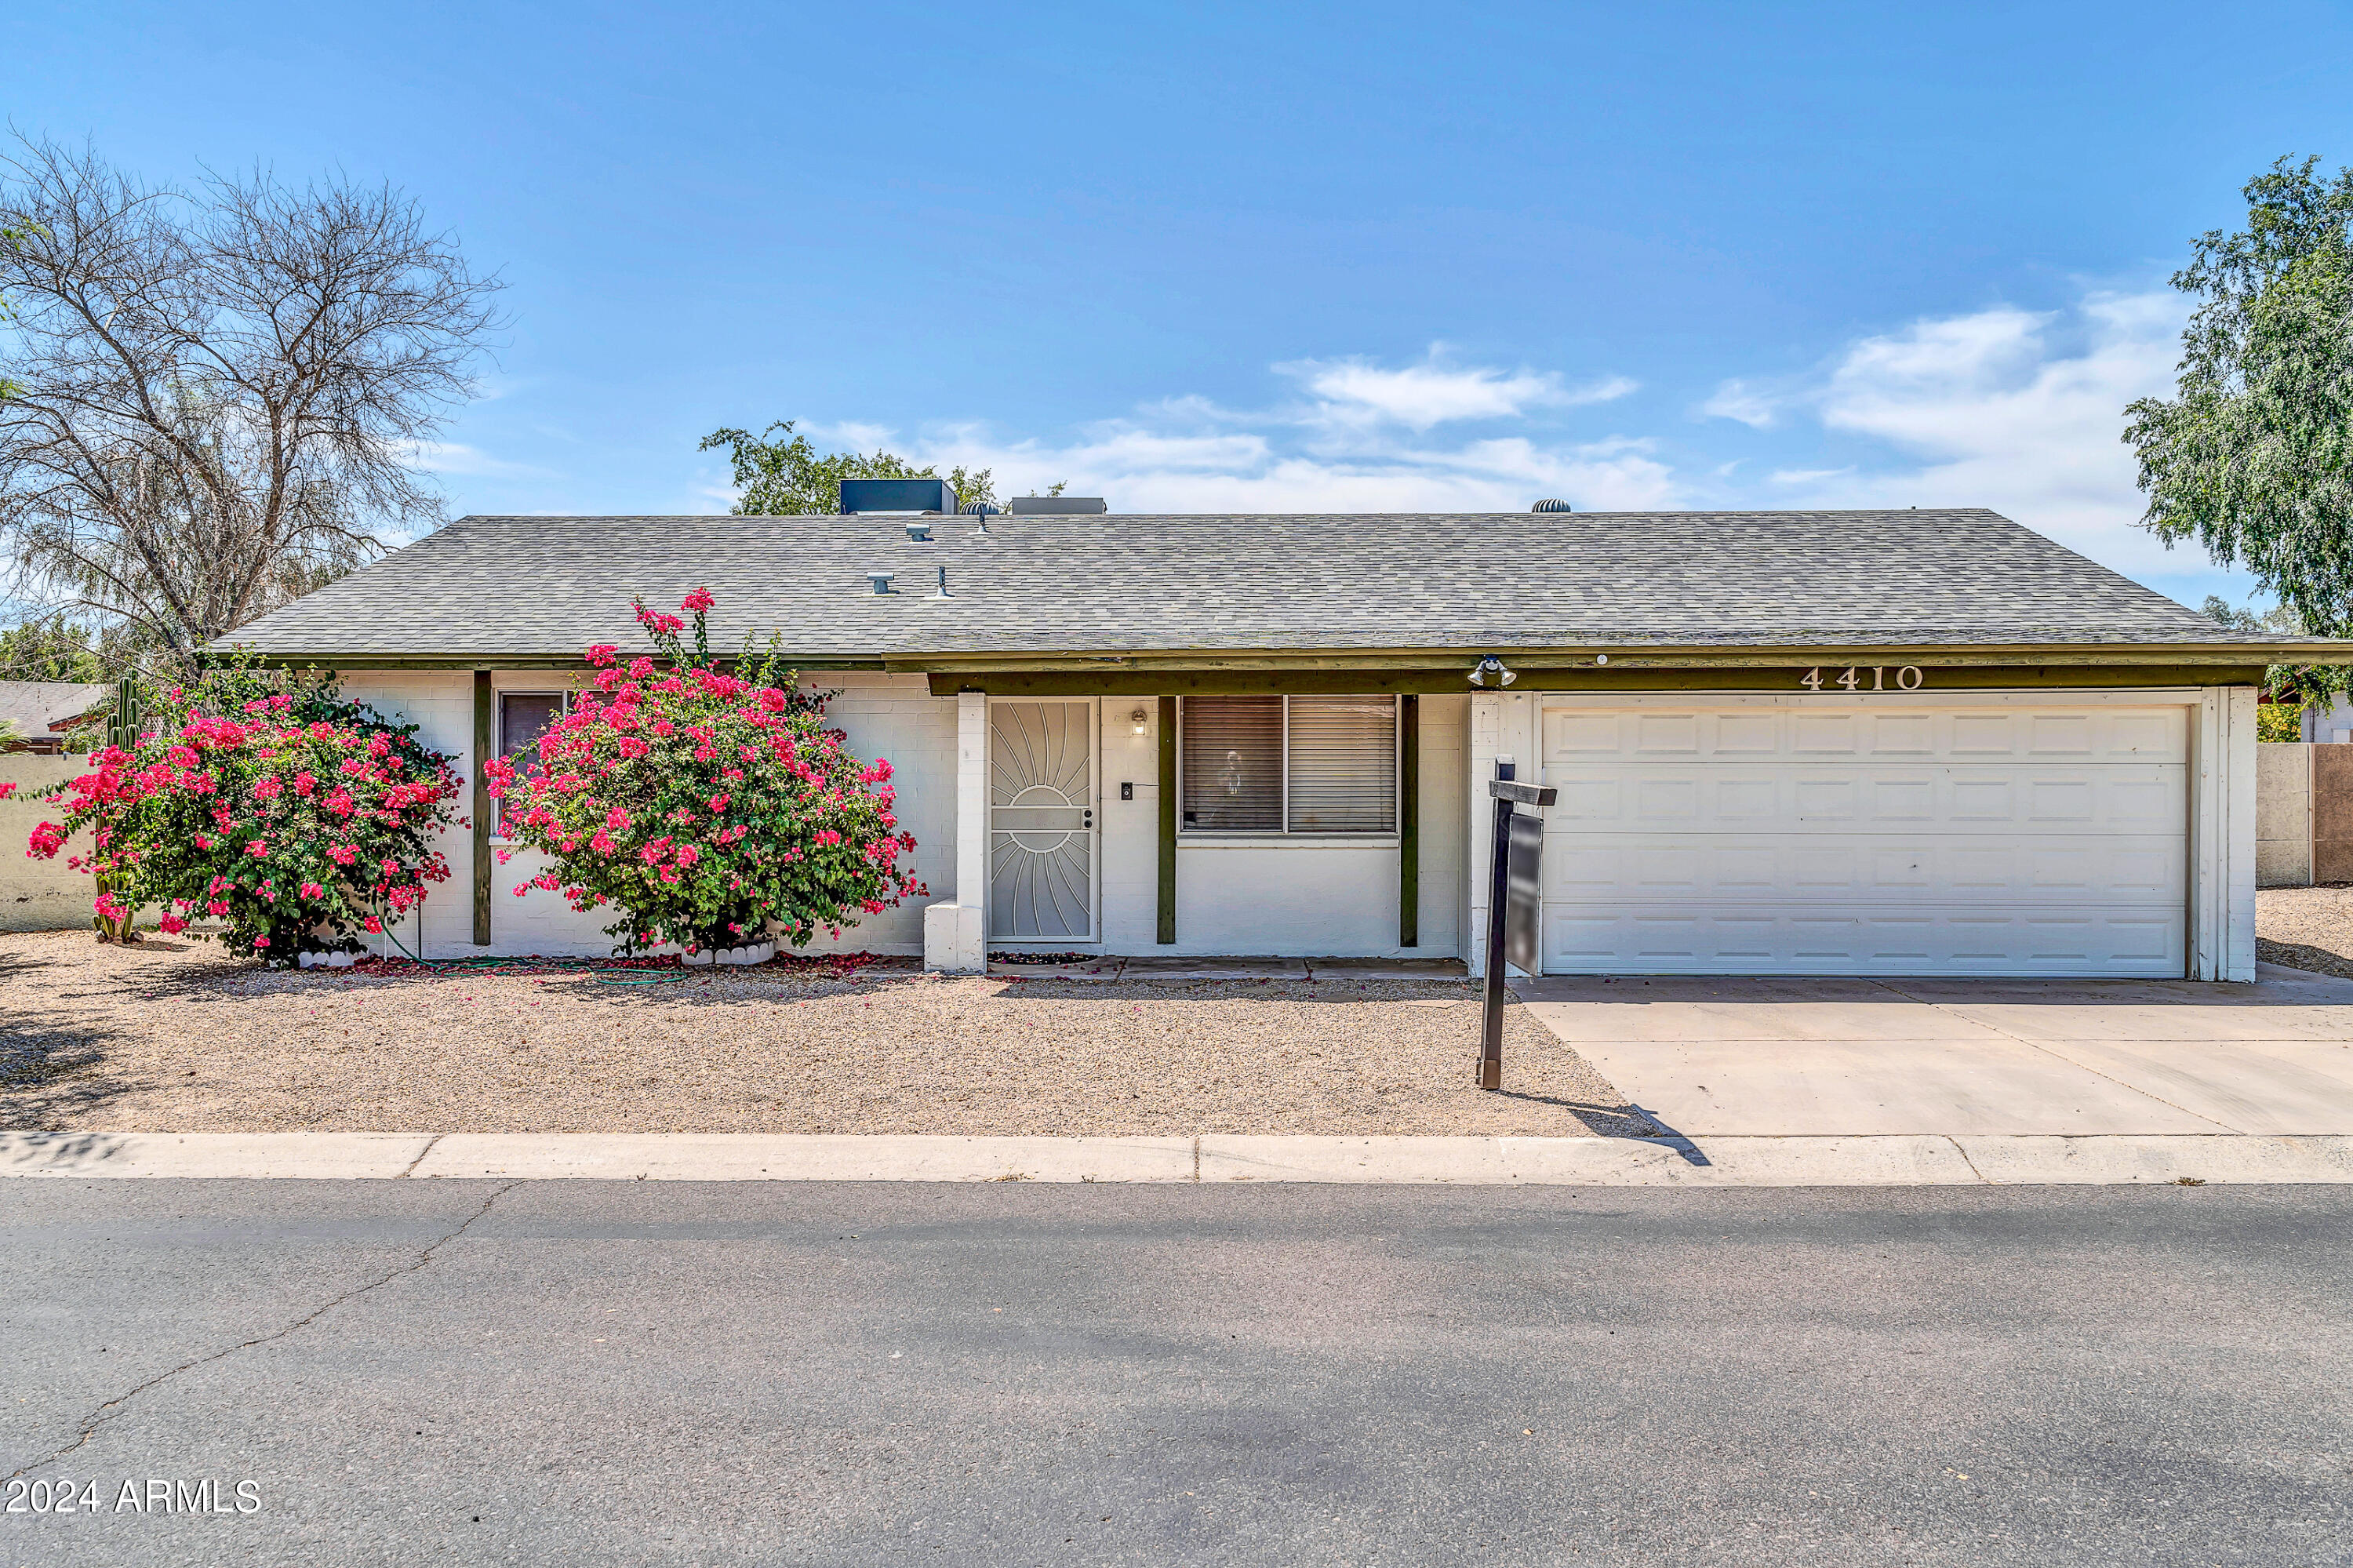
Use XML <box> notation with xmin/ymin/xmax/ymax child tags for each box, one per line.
<box><xmin>1467</xmin><ymin>656</ymin><xmax>1517</xmax><ymax>687</ymax></box>
<box><xmin>1129</xmin><ymin>708</ymin><xmax>1149</xmax><ymax>735</ymax></box>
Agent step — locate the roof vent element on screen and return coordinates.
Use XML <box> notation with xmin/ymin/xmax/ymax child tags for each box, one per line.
<box><xmin>866</xmin><ymin>571</ymin><xmax>896</xmax><ymax>595</ymax></box>
<box><xmin>1007</xmin><ymin>496</ymin><xmax>1107</xmax><ymax>515</ymax></box>
<box><xmin>904</xmin><ymin>520</ymin><xmax>933</xmax><ymax>541</ymax></box>
<box><xmin>840</xmin><ymin>478</ymin><xmax>956</xmax><ymax>514</ymax></box>
<box><xmin>959</xmin><ymin>502</ymin><xmax>1000</xmax><ymax>516</ymax></box>
<box><xmin>1531</xmin><ymin>498</ymin><xmax>1573</xmax><ymax>513</ymax></box>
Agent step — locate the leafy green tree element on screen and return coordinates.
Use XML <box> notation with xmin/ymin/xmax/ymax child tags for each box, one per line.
<box><xmin>2203</xmin><ymin>595</ymin><xmax>2348</xmax><ymax>737</ymax></box>
<box><xmin>2127</xmin><ymin>157</ymin><xmax>2353</xmax><ymax>640</ymax></box>
<box><xmin>0</xmin><ymin>615</ymin><xmax>106</xmax><ymax>681</ymax></box>
<box><xmin>698</xmin><ymin>420</ymin><xmax>995</xmax><ymax>515</ymax></box>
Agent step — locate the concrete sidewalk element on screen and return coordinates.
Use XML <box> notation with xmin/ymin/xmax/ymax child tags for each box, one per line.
<box><xmin>3</xmin><ymin>1130</ymin><xmax>2350</xmax><ymax>1184</ymax></box>
<box><xmin>1513</xmin><ymin>962</ymin><xmax>2353</xmax><ymax>1139</ymax></box>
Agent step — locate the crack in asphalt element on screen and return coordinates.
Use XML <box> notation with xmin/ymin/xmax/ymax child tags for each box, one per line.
<box><xmin>8</xmin><ymin>1181</ymin><xmax>518</xmax><ymax>1479</ymax></box>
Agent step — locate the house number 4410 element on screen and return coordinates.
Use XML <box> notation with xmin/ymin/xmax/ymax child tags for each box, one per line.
<box><xmin>1801</xmin><ymin>665</ymin><xmax>1924</xmax><ymax>691</ymax></box>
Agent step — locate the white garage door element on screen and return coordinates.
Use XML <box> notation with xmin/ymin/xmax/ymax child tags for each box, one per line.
<box><xmin>1537</xmin><ymin>700</ymin><xmax>2188</xmax><ymax>977</ymax></box>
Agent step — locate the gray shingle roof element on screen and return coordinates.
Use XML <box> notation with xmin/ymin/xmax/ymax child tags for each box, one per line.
<box><xmin>216</xmin><ymin>508</ymin><xmax>2288</xmax><ymax>661</ymax></box>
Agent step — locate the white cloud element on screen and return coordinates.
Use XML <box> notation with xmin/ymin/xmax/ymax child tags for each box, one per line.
<box><xmin>877</xmin><ymin>350</ymin><xmax>1670</xmax><ymax>514</ymax></box>
<box><xmin>396</xmin><ymin>441</ymin><xmax>555</xmax><ymax>480</ymax></box>
<box><xmin>1762</xmin><ymin>290</ymin><xmax>2192</xmax><ymax>573</ymax></box>
<box><xmin>1700</xmin><ymin>377</ymin><xmax>1782</xmax><ymax>428</ymax></box>
<box><xmin>804</xmin><ymin>420</ymin><xmax>896</xmax><ymax>449</ymax></box>
<box><xmin>1276</xmin><ymin>346</ymin><xmax>1635</xmax><ymax>432</ymax></box>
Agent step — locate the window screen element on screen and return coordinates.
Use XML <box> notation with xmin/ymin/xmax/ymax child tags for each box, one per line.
<box><xmin>1286</xmin><ymin>697</ymin><xmax>1396</xmax><ymax>831</ymax></box>
<box><xmin>1180</xmin><ymin>697</ymin><xmax>1283</xmax><ymax>831</ymax></box>
<box><xmin>497</xmin><ymin>693</ymin><xmax>566</xmax><ymax>833</ymax></box>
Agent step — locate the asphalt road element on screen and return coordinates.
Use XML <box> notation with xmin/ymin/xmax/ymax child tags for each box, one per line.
<box><xmin>2</xmin><ymin>1181</ymin><xmax>2348</xmax><ymax>1567</ymax></box>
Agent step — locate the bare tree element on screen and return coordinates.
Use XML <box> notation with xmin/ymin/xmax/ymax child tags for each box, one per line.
<box><xmin>0</xmin><ymin>137</ymin><xmax>503</xmax><ymax>671</ymax></box>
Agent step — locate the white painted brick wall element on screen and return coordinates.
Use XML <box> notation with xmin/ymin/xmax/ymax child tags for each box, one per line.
<box><xmin>335</xmin><ymin>670</ymin><xmax>956</xmax><ymax>959</ymax></box>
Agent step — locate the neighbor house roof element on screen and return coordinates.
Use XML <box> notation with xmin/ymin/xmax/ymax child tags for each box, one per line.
<box><xmin>0</xmin><ymin>681</ymin><xmax>109</xmax><ymax>740</ymax></box>
<box><xmin>213</xmin><ymin>509</ymin><xmax>2332</xmax><ymax>668</ymax></box>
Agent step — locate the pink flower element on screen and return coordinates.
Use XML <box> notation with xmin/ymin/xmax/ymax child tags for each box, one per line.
<box><xmin>208</xmin><ymin>900</ymin><xmax>230</xmax><ymax>916</ymax></box>
<box><xmin>245</xmin><ymin>839</ymin><xmax>269</xmax><ymax>857</ymax></box>
<box><xmin>674</xmin><ymin>844</ymin><xmax>700</xmax><ymax>868</ymax></box>
<box><xmin>363</xmin><ymin>915</ymin><xmax>384</xmax><ymax>933</ymax></box>
<box><xmin>253</xmin><ymin>937</ymin><xmax>271</xmax><ymax>948</ymax></box>
<box><xmin>300</xmin><ymin>882</ymin><xmax>324</xmax><ymax>899</ymax></box>
<box><xmin>158</xmin><ymin>912</ymin><xmax>188</xmax><ymax>934</ymax></box>
<box><xmin>585</xmin><ymin>643</ymin><xmax>620</xmax><ymax>667</ymax></box>
<box><xmin>681</xmin><ymin>587</ymin><xmax>715</xmax><ymax>613</ymax></box>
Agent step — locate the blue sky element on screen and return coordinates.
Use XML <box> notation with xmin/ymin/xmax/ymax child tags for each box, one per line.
<box><xmin>15</xmin><ymin>0</ymin><xmax>2353</xmax><ymax>609</ymax></box>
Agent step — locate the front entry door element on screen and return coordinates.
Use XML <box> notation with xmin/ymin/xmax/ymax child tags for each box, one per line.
<box><xmin>989</xmin><ymin>700</ymin><xmax>1097</xmax><ymax>941</ymax></box>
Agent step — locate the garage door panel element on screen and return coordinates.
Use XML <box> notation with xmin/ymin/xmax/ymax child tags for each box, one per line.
<box><xmin>1540</xmin><ymin>904</ymin><xmax>2186</xmax><ymax>977</ymax></box>
<box><xmin>1540</xmin><ymin>707</ymin><xmax>2188</xmax><ymax>765</ymax></box>
<box><xmin>1541</xmin><ymin>766</ymin><xmax>2187</xmax><ymax>834</ymax></box>
<box><xmin>1537</xmin><ymin>834</ymin><xmax>2185</xmax><ymax>904</ymax></box>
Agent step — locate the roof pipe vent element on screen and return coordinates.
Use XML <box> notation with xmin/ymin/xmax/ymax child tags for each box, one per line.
<box><xmin>1531</xmin><ymin>498</ymin><xmax>1573</xmax><ymax>513</ymax></box>
<box><xmin>866</xmin><ymin>572</ymin><xmax>896</xmax><ymax>595</ymax></box>
<box><xmin>904</xmin><ymin>520</ymin><xmax>933</xmax><ymax>541</ymax></box>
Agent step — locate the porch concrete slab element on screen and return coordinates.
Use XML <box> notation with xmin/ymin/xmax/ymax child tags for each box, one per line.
<box><xmin>1557</xmin><ymin>1037</ymin><xmax>2232</xmax><ymax>1137</ymax></box>
<box><xmin>1118</xmin><ymin>955</ymin><xmax>1312</xmax><ymax>980</ymax></box>
<box><xmin>2021</xmin><ymin>1037</ymin><xmax>2353</xmax><ymax>1135</ymax></box>
<box><xmin>988</xmin><ymin>959</ymin><xmax>1126</xmax><ymax>980</ymax></box>
<box><xmin>412</xmin><ymin>1133</ymin><xmax>1197</xmax><ymax>1183</ymax></box>
<box><xmin>0</xmin><ymin>1131</ymin><xmax>434</xmax><ymax>1179</ymax></box>
<box><xmin>1307</xmin><ymin>957</ymin><xmax>1471</xmax><ymax>980</ymax></box>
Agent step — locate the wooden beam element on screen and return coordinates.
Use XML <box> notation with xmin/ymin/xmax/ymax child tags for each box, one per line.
<box><xmin>929</xmin><ymin>664</ymin><xmax>2268</xmax><ymax>697</ymax></box>
<box><xmin>1157</xmin><ymin>694</ymin><xmax>1177</xmax><ymax>944</ymax></box>
<box><xmin>472</xmin><ymin>670</ymin><xmax>493</xmax><ymax>947</ymax></box>
<box><xmin>1399</xmin><ymin>693</ymin><xmax>1419</xmax><ymax>948</ymax></box>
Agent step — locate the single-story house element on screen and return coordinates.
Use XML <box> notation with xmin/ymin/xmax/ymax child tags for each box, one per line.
<box><xmin>216</xmin><ymin>500</ymin><xmax>2352</xmax><ymax>982</ymax></box>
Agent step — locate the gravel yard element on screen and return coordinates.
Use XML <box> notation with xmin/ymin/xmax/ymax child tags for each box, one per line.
<box><xmin>2257</xmin><ymin>883</ymin><xmax>2353</xmax><ymax>980</ymax></box>
<box><xmin>0</xmin><ymin>932</ymin><xmax>1647</xmax><ymax>1137</ymax></box>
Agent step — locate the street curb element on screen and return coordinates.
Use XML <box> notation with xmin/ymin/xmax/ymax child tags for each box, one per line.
<box><xmin>3</xmin><ymin>1131</ymin><xmax>2351</xmax><ymax>1185</ymax></box>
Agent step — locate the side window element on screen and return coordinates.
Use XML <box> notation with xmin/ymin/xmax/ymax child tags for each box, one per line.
<box><xmin>496</xmin><ymin>693</ymin><xmax>566</xmax><ymax>833</ymax></box>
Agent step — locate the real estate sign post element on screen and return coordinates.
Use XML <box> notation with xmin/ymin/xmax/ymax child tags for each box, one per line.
<box><xmin>1480</xmin><ymin>764</ymin><xmax>1557</xmax><ymax>1090</ymax></box>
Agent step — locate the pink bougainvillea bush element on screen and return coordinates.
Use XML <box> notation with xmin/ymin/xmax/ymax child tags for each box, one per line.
<box><xmin>23</xmin><ymin>667</ymin><xmax>461</xmax><ymax>962</ymax></box>
<box><xmin>484</xmin><ymin>590</ymin><xmax>923</xmax><ymax>955</ymax></box>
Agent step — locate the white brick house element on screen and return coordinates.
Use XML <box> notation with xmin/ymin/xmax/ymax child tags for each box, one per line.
<box><xmin>219</xmin><ymin>503</ymin><xmax>2349</xmax><ymax>981</ymax></box>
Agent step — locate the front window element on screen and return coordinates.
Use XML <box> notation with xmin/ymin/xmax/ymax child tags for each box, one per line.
<box><xmin>1179</xmin><ymin>695</ymin><xmax>1398</xmax><ymax>835</ymax></box>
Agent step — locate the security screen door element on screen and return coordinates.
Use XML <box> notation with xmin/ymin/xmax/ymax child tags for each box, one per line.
<box><xmin>988</xmin><ymin>700</ymin><xmax>1097</xmax><ymax>941</ymax></box>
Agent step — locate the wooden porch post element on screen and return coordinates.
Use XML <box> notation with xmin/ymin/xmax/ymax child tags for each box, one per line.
<box><xmin>472</xmin><ymin>669</ymin><xmax>492</xmax><ymax>947</ymax></box>
<box><xmin>1157</xmin><ymin>694</ymin><xmax>1177</xmax><ymax>944</ymax></box>
<box><xmin>1399</xmin><ymin>693</ymin><xmax>1419</xmax><ymax>947</ymax></box>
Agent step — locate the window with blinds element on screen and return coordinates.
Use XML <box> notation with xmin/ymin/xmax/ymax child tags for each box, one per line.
<box><xmin>1179</xmin><ymin>695</ymin><xmax>1398</xmax><ymax>835</ymax></box>
<box><xmin>1180</xmin><ymin>697</ymin><xmax>1284</xmax><ymax>831</ymax></box>
<box><xmin>496</xmin><ymin>692</ymin><xmax>566</xmax><ymax>835</ymax></box>
<box><xmin>1286</xmin><ymin>697</ymin><xmax>1397</xmax><ymax>831</ymax></box>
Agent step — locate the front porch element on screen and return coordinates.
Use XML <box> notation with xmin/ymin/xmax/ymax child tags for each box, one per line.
<box><xmin>922</xmin><ymin>688</ymin><xmax>1472</xmax><ymax>971</ymax></box>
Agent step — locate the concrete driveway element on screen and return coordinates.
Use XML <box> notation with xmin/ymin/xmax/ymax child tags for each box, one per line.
<box><xmin>1512</xmin><ymin>963</ymin><xmax>2353</xmax><ymax>1137</ymax></box>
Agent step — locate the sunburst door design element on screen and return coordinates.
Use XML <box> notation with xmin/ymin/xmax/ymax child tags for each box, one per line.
<box><xmin>988</xmin><ymin>700</ymin><xmax>1097</xmax><ymax>941</ymax></box>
